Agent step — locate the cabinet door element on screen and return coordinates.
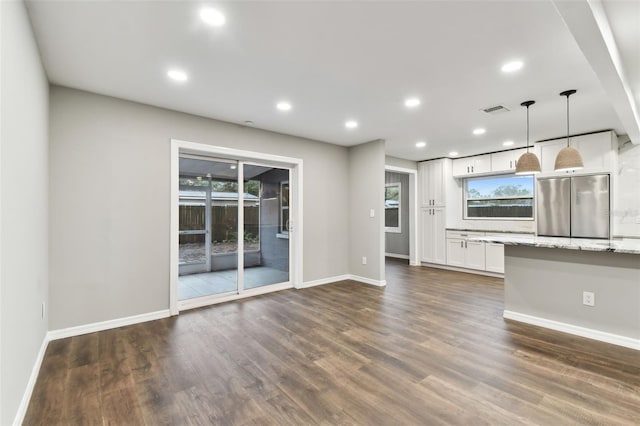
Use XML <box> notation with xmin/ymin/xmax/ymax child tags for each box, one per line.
<box><xmin>471</xmin><ymin>154</ymin><xmax>492</xmax><ymax>174</ymax></box>
<box><xmin>492</xmin><ymin>149</ymin><xmax>526</xmax><ymax>173</ymax></box>
<box><xmin>429</xmin><ymin>160</ymin><xmax>445</xmax><ymax>206</ymax></box>
<box><xmin>432</xmin><ymin>208</ymin><xmax>447</xmax><ymax>264</ymax></box>
<box><xmin>446</xmin><ymin>238</ymin><xmax>465</xmax><ymax>267</ymax></box>
<box><xmin>570</xmin><ymin>132</ymin><xmax>613</xmax><ymax>172</ymax></box>
<box><xmin>419</xmin><ymin>162</ymin><xmax>431</xmax><ymax>206</ymax></box>
<box><xmin>452</xmin><ymin>158</ymin><xmax>470</xmax><ymax>177</ymax></box>
<box><xmin>485</xmin><ymin>243</ymin><xmax>504</xmax><ymax>273</ymax></box>
<box><xmin>420</xmin><ymin>208</ymin><xmax>434</xmax><ymax>262</ymax></box>
<box><xmin>465</xmin><ymin>241</ymin><xmax>486</xmax><ymax>270</ymax></box>
<box><xmin>538</xmin><ymin>139</ymin><xmax>568</xmax><ymax>172</ymax></box>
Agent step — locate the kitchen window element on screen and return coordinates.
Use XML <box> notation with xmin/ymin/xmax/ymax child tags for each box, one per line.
<box><xmin>385</xmin><ymin>182</ymin><xmax>401</xmax><ymax>232</ymax></box>
<box><xmin>464</xmin><ymin>175</ymin><xmax>534</xmax><ymax>219</ymax></box>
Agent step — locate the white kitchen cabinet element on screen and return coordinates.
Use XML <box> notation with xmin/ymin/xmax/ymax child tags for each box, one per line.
<box><xmin>452</xmin><ymin>154</ymin><xmax>492</xmax><ymax>177</ymax></box>
<box><xmin>421</xmin><ymin>207</ymin><xmax>446</xmax><ymax>264</ymax></box>
<box><xmin>419</xmin><ymin>159</ymin><xmax>448</xmax><ymax>206</ymax></box>
<box><xmin>535</xmin><ymin>131</ymin><xmax>617</xmax><ymax>174</ymax></box>
<box><xmin>491</xmin><ymin>148</ymin><xmax>526</xmax><ymax>173</ymax></box>
<box><xmin>485</xmin><ymin>242</ymin><xmax>505</xmax><ymax>273</ymax></box>
<box><xmin>446</xmin><ymin>238</ymin><xmax>465</xmax><ymax>267</ymax></box>
<box><xmin>445</xmin><ymin>231</ymin><xmax>485</xmax><ymax>269</ymax></box>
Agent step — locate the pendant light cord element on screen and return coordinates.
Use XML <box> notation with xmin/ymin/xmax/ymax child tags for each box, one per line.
<box><xmin>560</xmin><ymin>90</ymin><xmax>576</xmax><ymax>148</ymax></box>
<box><xmin>526</xmin><ymin>104</ymin><xmax>530</xmax><ymax>153</ymax></box>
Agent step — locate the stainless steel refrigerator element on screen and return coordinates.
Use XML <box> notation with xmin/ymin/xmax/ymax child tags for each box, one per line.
<box><xmin>536</xmin><ymin>174</ymin><xmax>610</xmax><ymax>239</ymax></box>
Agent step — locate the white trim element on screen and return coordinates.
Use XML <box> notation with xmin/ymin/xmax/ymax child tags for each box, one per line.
<box><xmin>170</xmin><ymin>139</ymin><xmax>304</xmax><ymax>308</ymax></box>
<box><xmin>47</xmin><ymin>310</ymin><xmax>171</xmax><ymax>341</ymax></box>
<box><xmin>385</xmin><ymin>165</ymin><xmax>419</xmax><ymax>267</ymax></box>
<box><xmin>178</xmin><ymin>282</ymin><xmax>294</xmax><ymax>311</ymax></box>
<box><xmin>349</xmin><ymin>275</ymin><xmax>387</xmax><ymax>287</ymax></box>
<box><xmin>299</xmin><ymin>274</ymin><xmax>351</xmax><ymax>289</ymax></box>
<box><xmin>13</xmin><ymin>335</ymin><xmax>49</xmax><ymax>426</ymax></box>
<box><xmin>503</xmin><ymin>310</ymin><xmax>640</xmax><ymax>351</ymax></box>
<box><xmin>385</xmin><ymin>253</ymin><xmax>410</xmax><ymax>259</ymax></box>
<box><xmin>420</xmin><ymin>262</ymin><xmax>503</xmax><ymax>278</ymax></box>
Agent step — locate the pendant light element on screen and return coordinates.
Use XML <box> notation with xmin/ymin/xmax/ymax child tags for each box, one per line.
<box><xmin>515</xmin><ymin>100</ymin><xmax>541</xmax><ymax>175</ymax></box>
<box><xmin>554</xmin><ymin>89</ymin><xmax>583</xmax><ymax>172</ymax></box>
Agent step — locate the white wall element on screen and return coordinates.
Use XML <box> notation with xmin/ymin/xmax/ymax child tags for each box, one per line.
<box><xmin>49</xmin><ymin>86</ymin><xmax>352</xmax><ymax>329</ymax></box>
<box><xmin>349</xmin><ymin>140</ymin><xmax>386</xmax><ymax>282</ymax></box>
<box><xmin>0</xmin><ymin>1</ymin><xmax>50</xmax><ymax>424</ymax></box>
<box><xmin>385</xmin><ymin>155</ymin><xmax>417</xmax><ymax>171</ymax></box>
<box><xmin>615</xmin><ymin>141</ymin><xmax>640</xmax><ymax>237</ymax></box>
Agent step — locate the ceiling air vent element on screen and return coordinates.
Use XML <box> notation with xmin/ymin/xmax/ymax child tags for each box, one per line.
<box><xmin>481</xmin><ymin>105</ymin><xmax>510</xmax><ymax>115</ymax></box>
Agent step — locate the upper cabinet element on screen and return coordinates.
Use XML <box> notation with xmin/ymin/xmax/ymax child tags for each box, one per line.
<box><xmin>419</xmin><ymin>158</ymin><xmax>450</xmax><ymax>206</ymax></box>
<box><xmin>452</xmin><ymin>154</ymin><xmax>491</xmax><ymax>177</ymax></box>
<box><xmin>491</xmin><ymin>148</ymin><xmax>526</xmax><ymax>173</ymax></box>
<box><xmin>534</xmin><ymin>131</ymin><xmax>617</xmax><ymax>175</ymax></box>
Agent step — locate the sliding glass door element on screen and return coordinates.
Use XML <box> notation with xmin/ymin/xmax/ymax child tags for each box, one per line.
<box><xmin>243</xmin><ymin>164</ymin><xmax>290</xmax><ymax>290</ymax></box>
<box><xmin>177</xmin><ymin>155</ymin><xmax>292</xmax><ymax>308</ymax></box>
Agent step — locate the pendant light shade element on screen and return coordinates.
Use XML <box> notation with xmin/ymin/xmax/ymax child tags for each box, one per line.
<box><xmin>515</xmin><ymin>100</ymin><xmax>541</xmax><ymax>175</ymax></box>
<box><xmin>554</xmin><ymin>90</ymin><xmax>584</xmax><ymax>172</ymax></box>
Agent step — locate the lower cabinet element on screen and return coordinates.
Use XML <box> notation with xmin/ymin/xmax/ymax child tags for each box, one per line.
<box><xmin>485</xmin><ymin>242</ymin><xmax>505</xmax><ymax>273</ymax></box>
<box><xmin>421</xmin><ymin>207</ymin><xmax>446</xmax><ymax>264</ymax></box>
<box><xmin>446</xmin><ymin>231</ymin><xmax>485</xmax><ymax>270</ymax></box>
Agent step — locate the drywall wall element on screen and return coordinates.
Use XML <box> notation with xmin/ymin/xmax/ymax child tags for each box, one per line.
<box><xmin>385</xmin><ymin>171</ymin><xmax>409</xmax><ymax>256</ymax></box>
<box><xmin>385</xmin><ymin>155</ymin><xmax>417</xmax><ymax>170</ymax></box>
<box><xmin>49</xmin><ymin>86</ymin><xmax>350</xmax><ymax>329</ymax></box>
<box><xmin>349</xmin><ymin>140</ymin><xmax>386</xmax><ymax>282</ymax></box>
<box><xmin>0</xmin><ymin>1</ymin><xmax>50</xmax><ymax>424</ymax></box>
<box><xmin>614</xmin><ymin>141</ymin><xmax>640</xmax><ymax>237</ymax></box>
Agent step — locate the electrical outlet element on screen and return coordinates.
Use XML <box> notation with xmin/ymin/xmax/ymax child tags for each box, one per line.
<box><xmin>369</xmin><ymin>209</ymin><xmax>375</xmax><ymax>218</ymax></box>
<box><xmin>582</xmin><ymin>291</ymin><xmax>595</xmax><ymax>307</ymax></box>
<box><xmin>362</xmin><ymin>256</ymin><xmax>367</xmax><ymax>265</ymax></box>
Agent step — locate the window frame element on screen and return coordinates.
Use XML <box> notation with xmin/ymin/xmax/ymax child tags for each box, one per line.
<box><xmin>385</xmin><ymin>182</ymin><xmax>402</xmax><ymax>233</ymax></box>
<box><xmin>463</xmin><ymin>174</ymin><xmax>535</xmax><ymax>221</ymax></box>
<box><xmin>277</xmin><ymin>181</ymin><xmax>290</xmax><ymax>239</ymax></box>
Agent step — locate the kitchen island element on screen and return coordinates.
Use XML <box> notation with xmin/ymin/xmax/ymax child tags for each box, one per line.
<box><xmin>471</xmin><ymin>235</ymin><xmax>640</xmax><ymax>350</ymax></box>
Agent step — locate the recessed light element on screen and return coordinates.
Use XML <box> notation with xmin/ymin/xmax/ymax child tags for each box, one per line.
<box><xmin>276</xmin><ymin>101</ymin><xmax>292</xmax><ymax>111</ymax></box>
<box><xmin>404</xmin><ymin>98</ymin><xmax>421</xmax><ymax>108</ymax></box>
<box><xmin>200</xmin><ymin>7</ymin><xmax>226</xmax><ymax>27</ymax></box>
<box><xmin>415</xmin><ymin>141</ymin><xmax>427</xmax><ymax>148</ymax></box>
<box><xmin>503</xmin><ymin>140</ymin><xmax>515</xmax><ymax>147</ymax></box>
<box><xmin>449</xmin><ymin>151</ymin><xmax>459</xmax><ymax>157</ymax></box>
<box><xmin>167</xmin><ymin>69</ymin><xmax>188</xmax><ymax>82</ymax></box>
<box><xmin>345</xmin><ymin>120</ymin><xmax>358</xmax><ymax>129</ymax></box>
<box><xmin>473</xmin><ymin>128</ymin><xmax>486</xmax><ymax>135</ymax></box>
<box><xmin>501</xmin><ymin>60</ymin><xmax>523</xmax><ymax>73</ymax></box>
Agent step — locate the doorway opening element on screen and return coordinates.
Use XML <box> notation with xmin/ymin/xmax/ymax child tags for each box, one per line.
<box><xmin>170</xmin><ymin>140</ymin><xmax>303</xmax><ymax>314</ymax></box>
<box><xmin>384</xmin><ymin>165</ymin><xmax>418</xmax><ymax>266</ymax></box>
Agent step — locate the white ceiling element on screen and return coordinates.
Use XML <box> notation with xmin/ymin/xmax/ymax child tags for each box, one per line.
<box><xmin>26</xmin><ymin>0</ymin><xmax>629</xmax><ymax>161</ymax></box>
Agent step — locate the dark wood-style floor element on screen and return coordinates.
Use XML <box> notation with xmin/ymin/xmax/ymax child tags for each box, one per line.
<box><xmin>25</xmin><ymin>259</ymin><xmax>640</xmax><ymax>425</ymax></box>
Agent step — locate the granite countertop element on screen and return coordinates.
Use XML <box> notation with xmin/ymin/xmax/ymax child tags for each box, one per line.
<box><xmin>446</xmin><ymin>228</ymin><xmax>535</xmax><ymax>235</ymax></box>
<box><xmin>469</xmin><ymin>235</ymin><xmax>640</xmax><ymax>255</ymax></box>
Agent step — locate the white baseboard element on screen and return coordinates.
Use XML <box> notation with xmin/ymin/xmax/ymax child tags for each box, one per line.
<box><xmin>47</xmin><ymin>309</ymin><xmax>171</xmax><ymax>341</ymax></box>
<box><xmin>409</xmin><ymin>261</ymin><xmax>421</xmax><ymax>266</ymax></box>
<box><xmin>385</xmin><ymin>253</ymin><xmax>410</xmax><ymax>259</ymax></box>
<box><xmin>299</xmin><ymin>274</ymin><xmax>386</xmax><ymax>288</ymax></box>
<box><xmin>420</xmin><ymin>262</ymin><xmax>503</xmax><ymax>278</ymax></box>
<box><xmin>299</xmin><ymin>274</ymin><xmax>351</xmax><ymax>289</ymax></box>
<box><xmin>349</xmin><ymin>275</ymin><xmax>387</xmax><ymax>287</ymax></box>
<box><xmin>503</xmin><ymin>310</ymin><xmax>640</xmax><ymax>351</ymax></box>
<box><xmin>13</xmin><ymin>334</ymin><xmax>49</xmax><ymax>426</ymax></box>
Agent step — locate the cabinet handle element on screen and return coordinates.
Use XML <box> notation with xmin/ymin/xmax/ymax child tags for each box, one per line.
<box><xmin>467</xmin><ymin>166</ymin><xmax>469</xmax><ymax>173</ymax></box>
<box><xmin>460</xmin><ymin>241</ymin><xmax>463</xmax><ymax>248</ymax></box>
<box><xmin>471</xmin><ymin>166</ymin><xmax>474</xmax><ymax>173</ymax></box>
<box><xmin>465</xmin><ymin>241</ymin><xmax>468</xmax><ymax>248</ymax></box>
<box><xmin>509</xmin><ymin>160</ymin><xmax>512</xmax><ymax>168</ymax></box>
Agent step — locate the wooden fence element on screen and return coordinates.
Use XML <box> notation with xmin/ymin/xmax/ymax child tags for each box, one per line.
<box><xmin>180</xmin><ymin>206</ymin><xmax>260</xmax><ymax>243</ymax></box>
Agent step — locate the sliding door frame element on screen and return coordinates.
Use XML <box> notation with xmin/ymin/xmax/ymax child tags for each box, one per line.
<box><xmin>170</xmin><ymin>139</ymin><xmax>303</xmax><ymax>315</ymax></box>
